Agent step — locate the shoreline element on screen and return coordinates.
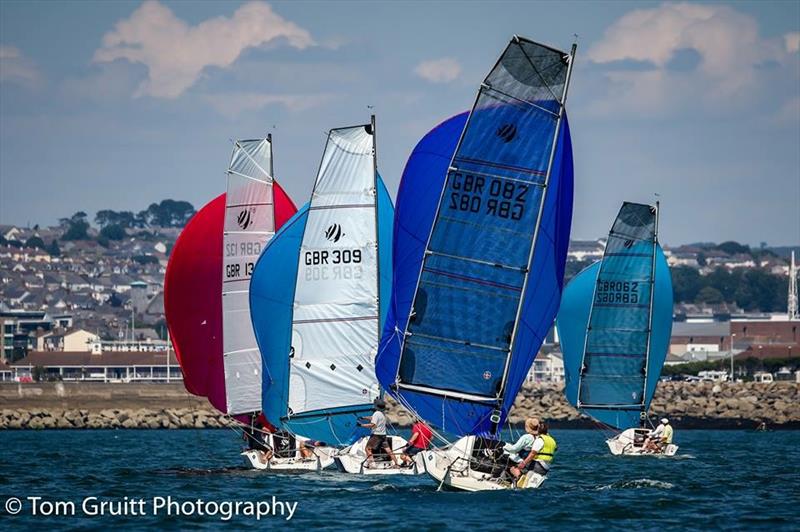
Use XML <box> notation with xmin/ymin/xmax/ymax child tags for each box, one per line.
<box><xmin>1</xmin><ymin>381</ymin><xmax>798</xmax><ymax>430</ymax></box>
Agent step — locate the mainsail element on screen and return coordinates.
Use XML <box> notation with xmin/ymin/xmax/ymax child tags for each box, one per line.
<box><xmin>557</xmin><ymin>202</ymin><xmax>673</xmax><ymax>429</ymax></box>
<box><xmin>222</xmin><ymin>137</ymin><xmax>277</xmax><ymax>415</ymax></box>
<box><xmin>376</xmin><ymin>36</ymin><xmax>576</xmax><ymax>436</ymax></box>
<box><xmin>165</xmin><ymin>139</ymin><xmax>297</xmax><ymax>415</ymax></box>
<box><xmin>249</xmin><ymin>118</ymin><xmax>394</xmax><ymax>444</ymax></box>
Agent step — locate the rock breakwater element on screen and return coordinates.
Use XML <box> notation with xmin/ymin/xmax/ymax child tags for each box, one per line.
<box><xmin>0</xmin><ymin>407</ymin><xmax>238</xmax><ymax>430</ymax></box>
<box><xmin>1</xmin><ymin>381</ymin><xmax>797</xmax><ymax>429</ymax></box>
<box><xmin>387</xmin><ymin>381</ymin><xmax>800</xmax><ymax>429</ymax></box>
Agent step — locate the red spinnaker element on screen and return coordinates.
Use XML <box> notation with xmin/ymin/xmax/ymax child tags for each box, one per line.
<box><xmin>164</xmin><ymin>183</ymin><xmax>297</xmax><ymax>413</ymax></box>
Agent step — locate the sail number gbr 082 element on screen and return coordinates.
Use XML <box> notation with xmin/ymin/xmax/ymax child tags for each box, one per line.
<box><xmin>447</xmin><ymin>171</ymin><xmax>528</xmax><ymax>220</ymax></box>
<box><xmin>595</xmin><ymin>280</ymin><xmax>641</xmax><ymax>304</ymax></box>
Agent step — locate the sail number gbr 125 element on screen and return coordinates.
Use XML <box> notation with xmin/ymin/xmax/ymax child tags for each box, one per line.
<box><xmin>447</xmin><ymin>171</ymin><xmax>528</xmax><ymax>220</ymax></box>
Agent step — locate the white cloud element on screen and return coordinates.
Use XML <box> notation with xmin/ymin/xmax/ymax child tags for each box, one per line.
<box><xmin>585</xmin><ymin>3</ymin><xmax>797</xmax><ymax>116</ymax></box>
<box><xmin>0</xmin><ymin>45</ymin><xmax>43</xmax><ymax>88</ymax></box>
<box><xmin>785</xmin><ymin>32</ymin><xmax>800</xmax><ymax>54</ymax></box>
<box><xmin>93</xmin><ymin>1</ymin><xmax>314</xmax><ymax>99</ymax></box>
<box><xmin>414</xmin><ymin>58</ymin><xmax>461</xmax><ymax>83</ymax></box>
<box><xmin>204</xmin><ymin>92</ymin><xmax>334</xmax><ymax>118</ymax></box>
<box><xmin>769</xmin><ymin>95</ymin><xmax>800</xmax><ymax>126</ymax></box>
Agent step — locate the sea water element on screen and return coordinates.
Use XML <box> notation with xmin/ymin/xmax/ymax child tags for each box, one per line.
<box><xmin>0</xmin><ymin>429</ymin><xmax>797</xmax><ymax>530</ymax></box>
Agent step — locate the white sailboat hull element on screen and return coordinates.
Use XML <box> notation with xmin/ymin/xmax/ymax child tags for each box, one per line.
<box><xmin>334</xmin><ymin>435</ymin><xmax>423</xmax><ymax>475</ymax></box>
<box><xmin>422</xmin><ymin>436</ymin><xmax>547</xmax><ymax>492</ymax></box>
<box><xmin>607</xmin><ymin>428</ymin><xmax>678</xmax><ymax>456</ymax></box>
<box><xmin>242</xmin><ymin>449</ymin><xmax>335</xmax><ymax>471</ymax></box>
<box><xmin>242</xmin><ymin>434</ymin><xmax>336</xmax><ymax>471</ymax></box>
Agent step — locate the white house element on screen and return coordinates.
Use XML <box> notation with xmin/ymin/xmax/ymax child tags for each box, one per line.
<box><xmin>527</xmin><ymin>352</ymin><xmax>565</xmax><ymax>383</ymax></box>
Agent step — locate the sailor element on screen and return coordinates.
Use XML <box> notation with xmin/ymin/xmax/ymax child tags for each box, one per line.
<box><xmin>509</xmin><ymin>421</ymin><xmax>556</xmax><ymax>480</ymax></box>
<box><xmin>644</xmin><ymin>418</ymin><xmax>673</xmax><ymax>452</ymax></box>
<box><xmin>400</xmin><ymin>417</ymin><xmax>433</xmax><ymax>467</ymax></box>
<box><xmin>358</xmin><ymin>398</ymin><xmax>399</xmax><ymax>467</ymax></box>
<box><xmin>299</xmin><ymin>439</ymin><xmax>328</xmax><ymax>460</ymax></box>
<box><xmin>502</xmin><ymin>417</ymin><xmax>540</xmax><ymax>471</ymax></box>
<box><xmin>243</xmin><ymin>412</ymin><xmax>274</xmax><ymax>465</ymax></box>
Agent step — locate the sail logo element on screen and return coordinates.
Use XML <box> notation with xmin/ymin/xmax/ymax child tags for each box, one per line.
<box><xmin>237</xmin><ymin>208</ymin><xmax>254</xmax><ymax>230</ymax></box>
<box><xmin>324</xmin><ymin>223</ymin><xmax>345</xmax><ymax>243</ymax></box>
<box><xmin>623</xmin><ymin>239</ymin><xmax>634</xmax><ymax>249</ymax></box>
<box><xmin>496</xmin><ymin>123</ymin><xmax>517</xmax><ymax>143</ymax></box>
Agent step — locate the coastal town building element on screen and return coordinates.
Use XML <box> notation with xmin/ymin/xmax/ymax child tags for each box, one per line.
<box><xmin>526</xmin><ymin>352</ymin><xmax>565</xmax><ymax>383</ymax></box>
<box><xmin>10</xmin><ymin>350</ymin><xmax>181</xmax><ymax>383</ymax></box>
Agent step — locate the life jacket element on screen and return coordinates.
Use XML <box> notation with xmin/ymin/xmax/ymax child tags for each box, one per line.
<box><xmin>662</xmin><ymin>424</ymin><xmax>673</xmax><ymax>444</ymax></box>
<box><xmin>536</xmin><ymin>434</ymin><xmax>557</xmax><ymax>463</ymax></box>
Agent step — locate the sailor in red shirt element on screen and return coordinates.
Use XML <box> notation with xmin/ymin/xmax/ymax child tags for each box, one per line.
<box><xmin>400</xmin><ymin>418</ymin><xmax>433</xmax><ymax>467</ymax></box>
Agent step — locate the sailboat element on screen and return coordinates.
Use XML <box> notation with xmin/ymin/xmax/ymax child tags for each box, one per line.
<box><xmin>375</xmin><ymin>35</ymin><xmax>577</xmax><ymax>491</ymax></box>
<box><xmin>557</xmin><ymin>202</ymin><xmax>676</xmax><ymax>456</ymax></box>
<box><xmin>249</xmin><ymin>116</ymin><xmax>404</xmax><ymax>473</ymax></box>
<box><xmin>165</xmin><ymin>136</ymin><xmax>296</xmax><ymax>417</ymax></box>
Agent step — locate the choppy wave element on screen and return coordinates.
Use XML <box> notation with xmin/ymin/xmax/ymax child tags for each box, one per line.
<box><xmin>595</xmin><ymin>478</ymin><xmax>675</xmax><ymax>490</ymax></box>
<box><xmin>4</xmin><ymin>429</ymin><xmax>799</xmax><ymax>529</ymax></box>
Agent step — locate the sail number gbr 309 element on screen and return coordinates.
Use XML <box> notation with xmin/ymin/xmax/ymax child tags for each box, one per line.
<box><xmin>447</xmin><ymin>171</ymin><xmax>528</xmax><ymax>220</ymax></box>
<box><xmin>304</xmin><ymin>249</ymin><xmax>363</xmax><ymax>281</ymax></box>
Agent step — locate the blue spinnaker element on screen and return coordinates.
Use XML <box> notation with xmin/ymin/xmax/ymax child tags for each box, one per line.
<box><xmin>250</xmin><ymin>154</ymin><xmax>394</xmax><ymax>446</ymax></box>
<box><xmin>557</xmin><ymin>203</ymin><xmax>673</xmax><ymax>430</ymax></box>
<box><xmin>376</xmin><ymin>37</ymin><xmax>575</xmax><ymax>437</ymax></box>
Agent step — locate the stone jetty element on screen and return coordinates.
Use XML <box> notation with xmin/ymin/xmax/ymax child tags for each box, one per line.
<box><xmin>388</xmin><ymin>381</ymin><xmax>800</xmax><ymax>429</ymax></box>
<box><xmin>0</xmin><ymin>381</ymin><xmax>798</xmax><ymax>429</ymax></box>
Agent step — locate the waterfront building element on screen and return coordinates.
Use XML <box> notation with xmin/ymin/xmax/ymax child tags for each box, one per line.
<box><xmin>10</xmin><ymin>350</ymin><xmax>181</xmax><ymax>383</ymax></box>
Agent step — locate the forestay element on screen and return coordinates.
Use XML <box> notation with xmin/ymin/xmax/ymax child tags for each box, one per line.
<box><xmin>557</xmin><ymin>202</ymin><xmax>674</xmax><ymax>429</ymax></box>
<box><xmin>222</xmin><ymin>138</ymin><xmax>276</xmax><ymax>415</ymax></box>
<box><xmin>250</xmin><ymin>120</ymin><xmax>394</xmax><ymax>444</ymax></box>
<box><xmin>376</xmin><ymin>36</ymin><xmax>576</xmax><ymax>436</ymax></box>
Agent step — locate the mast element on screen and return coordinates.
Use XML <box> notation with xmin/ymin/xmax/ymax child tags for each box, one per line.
<box><xmin>498</xmin><ymin>42</ymin><xmax>578</xmax><ymax>429</ymax></box>
<box><xmin>371</xmin><ymin>114</ymin><xmax>382</xmax><ymax>355</ymax></box>
<box><xmin>639</xmin><ymin>201</ymin><xmax>659</xmax><ymax>426</ymax></box>
<box><xmin>789</xmin><ymin>251</ymin><xmax>798</xmax><ymax>320</ymax></box>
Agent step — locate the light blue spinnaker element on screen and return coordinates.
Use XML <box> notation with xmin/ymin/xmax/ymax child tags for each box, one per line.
<box><xmin>557</xmin><ymin>202</ymin><xmax>673</xmax><ymax>430</ymax></box>
<box><xmin>249</xmin><ymin>120</ymin><xmax>394</xmax><ymax>445</ymax></box>
<box><xmin>376</xmin><ymin>36</ymin><xmax>576</xmax><ymax>437</ymax></box>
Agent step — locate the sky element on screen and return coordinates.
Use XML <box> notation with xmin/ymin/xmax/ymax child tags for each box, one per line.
<box><xmin>0</xmin><ymin>0</ymin><xmax>798</xmax><ymax>247</ymax></box>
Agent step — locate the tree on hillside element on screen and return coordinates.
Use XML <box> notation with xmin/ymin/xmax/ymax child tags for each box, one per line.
<box><xmin>47</xmin><ymin>240</ymin><xmax>60</xmax><ymax>256</ymax></box>
<box><xmin>137</xmin><ymin>200</ymin><xmax>195</xmax><ymax>228</ymax></box>
<box><xmin>60</xmin><ymin>211</ymin><xmax>90</xmax><ymax>241</ymax></box>
<box><xmin>25</xmin><ymin>236</ymin><xmax>45</xmax><ymax>249</ymax></box>
<box><xmin>696</xmin><ymin>286</ymin><xmax>724</xmax><ymax>304</ymax></box>
<box><xmin>100</xmin><ymin>224</ymin><xmax>126</xmax><ymax>241</ymax></box>
<box><xmin>132</xmin><ymin>255</ymin><xmax>159</xmax><ymax>265</ymax></box>
<box><xmin>671</xmin><ymin>266</ymin><xmax>703</xmax><ymax>302</ymax></box>
<box><xmin>716</xmin><ymin>241</ymin><xmax>750</xmax><ymax>256</ymax></box>
<box><xmin>96</xmin><ymin>210</ymin><xmax>138</xmax><ymax>229</ymax></box>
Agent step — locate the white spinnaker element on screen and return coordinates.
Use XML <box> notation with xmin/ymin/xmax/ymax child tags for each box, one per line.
<box><xmin>289</xmin><ymin>125</ymin><xmax>381</xmax><ymax>416</ymax></box>
<box><xmin>223</xmin><ymin>138</ymin><xmax>275</xmax><ymax>415</ymax></box>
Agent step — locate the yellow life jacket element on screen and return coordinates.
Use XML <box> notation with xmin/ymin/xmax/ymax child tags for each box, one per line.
<box><xmin>536</xmin><ymin>434</ymin><xmax>557</xmax><ymax>462</ymax></box>
<box><xmin>662</xmin><ymin>424</ymin><xmax>673</xmax><ymax>444</ymax></box>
